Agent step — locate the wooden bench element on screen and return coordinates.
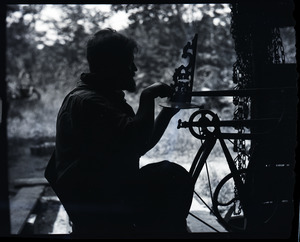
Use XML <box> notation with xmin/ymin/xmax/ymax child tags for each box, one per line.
<box><xmin>10</xmin><ymin>178</ymin><xmax>48</xmax><ymax>234</ymax></box>
<box><xmin>9</xmin><ymin>178</ymin><xmax>226</xmax><ymax>235</ymax></box>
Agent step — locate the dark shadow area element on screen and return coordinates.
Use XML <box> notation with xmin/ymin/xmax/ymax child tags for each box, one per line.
<box><xmin>1</xmin><ymin>1</ymin><xmax>299</xmax><ymax>240</ymax></box>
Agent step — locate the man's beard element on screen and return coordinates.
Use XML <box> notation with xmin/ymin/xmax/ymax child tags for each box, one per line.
<box><xmin>123</xmin><ymin>76</ymin><xmax>136</xmax><ymax>93</ymax></box>
<box><xmin>116</xmin><ymin>66</ymin><xmax>137</xmax><ymax>92</ymax></box>
<box><xmin>121</xmin><ymin>74</ymin><xmax>136</xmax><ymax>92</ymax></box>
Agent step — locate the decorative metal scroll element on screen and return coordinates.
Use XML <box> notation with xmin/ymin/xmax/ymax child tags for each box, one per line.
<box><xmin>170</xmin><ymin>33</ymin><xmax>198</xmax><ymax>103</ymax></box>
<box><xmin>161</xmin><ymin>34</ymin><xmax>199</xmax><ymax>109</ymax></box>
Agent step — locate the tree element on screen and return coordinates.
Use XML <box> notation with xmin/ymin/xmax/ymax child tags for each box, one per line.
<box><xmin>111</xmin><ymin>4</ymin><xmax>235</xmax><ymax>109</ymax></box>
<box><xmin>6</xmin><ymin>4</ymin><xmax>109</xmax><ymax>138</ymax></box>
<box><xmin>6</xmin><ymin>3</ymin><xmax>236</xmax><ymax>138</ymax></box>
<box><xmin>6</xmin><ymin>5</ymin><xmax>45</xmax><ymax>100</ymax></box>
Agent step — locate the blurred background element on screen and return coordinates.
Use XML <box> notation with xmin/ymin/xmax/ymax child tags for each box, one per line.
<box><xmin>6</xmin><ymin>4</ymin><xmax>238</xmax><ymax>138</ymax></box>
<box><xmin>5</xmin><ymin>3</ymin><xmax>296</xmax><ymax>234</ymax></box>
<box><xmin>5</xmin><ymin>3</ymin><xmax>240</xmax><ymax>196</ymax></box>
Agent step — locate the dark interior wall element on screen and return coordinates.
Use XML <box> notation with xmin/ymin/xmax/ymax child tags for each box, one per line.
<box><xmin>232</xmin><ymin>0</ymin><xmax>298</xmax><ymax>237</ymax></box>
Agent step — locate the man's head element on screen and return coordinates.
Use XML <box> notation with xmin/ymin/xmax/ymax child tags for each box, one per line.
<box><xmin>86</xmin><ymin>28</ymin><xmax>138</xmax><ymax>92</ymax></box>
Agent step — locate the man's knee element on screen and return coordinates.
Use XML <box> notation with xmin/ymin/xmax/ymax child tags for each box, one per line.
<box><xmin>139</xmin><ymin>160</ymin><xmax>194</xmax><ymax>215</ymax></box>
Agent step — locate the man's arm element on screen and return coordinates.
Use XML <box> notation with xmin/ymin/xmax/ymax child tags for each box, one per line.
<box><xmin>141</xmin><ymin>107</ymin><xmax>179</xmax><ymax>155</ymax></box>
<box><xmin>131</xmin><ymin>83</ymin><xmax>175</xmax><ymax>155</ymax></box>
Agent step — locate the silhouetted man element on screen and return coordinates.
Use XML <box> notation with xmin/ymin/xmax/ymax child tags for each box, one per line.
<box><xmin>45</xmin><ymin>28</ymin><xmax>193</xmax><ymax>237</ymax></box>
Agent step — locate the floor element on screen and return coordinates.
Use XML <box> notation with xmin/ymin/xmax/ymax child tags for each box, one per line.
<box><xmin>29</xmin><ymin>189</ymin><xmax>227</xmax><ymax>236</ymax></box>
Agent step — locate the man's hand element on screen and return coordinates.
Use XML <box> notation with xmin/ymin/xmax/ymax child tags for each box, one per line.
<box><xmin>142</xmin><ymin>82</ymin><xmax>173</xmax><ymax>99</ymax></box>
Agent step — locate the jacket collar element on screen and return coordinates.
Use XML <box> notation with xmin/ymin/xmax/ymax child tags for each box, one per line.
<box><xmin>78</xmin><ymin>72</ymin><xmax>125</xmax><ymax>101</ymax></box>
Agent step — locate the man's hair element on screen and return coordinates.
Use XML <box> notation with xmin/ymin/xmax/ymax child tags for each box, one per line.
<box><xmin>86</xmin><ymin>28</ymin><xmax>138</xmax><ymax>73</ymax></box>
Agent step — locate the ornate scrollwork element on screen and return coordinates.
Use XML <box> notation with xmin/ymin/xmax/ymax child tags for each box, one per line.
<box><xmin>170</xmin><ymin>34</ymin><xmax>198</xmax><ymax>104</ymax></box>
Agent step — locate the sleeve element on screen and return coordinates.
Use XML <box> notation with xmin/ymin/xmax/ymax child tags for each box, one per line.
<box><xmin>71</xmin><ymin>93</ymin><xmax>146</xmax><ymax>157</ymax></box>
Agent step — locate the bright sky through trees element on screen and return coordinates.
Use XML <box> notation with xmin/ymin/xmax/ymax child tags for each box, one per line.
<box><xmin>29</xmin><ymin>4</ymin><xmax>230</xmax><ymax>47</ymax></box>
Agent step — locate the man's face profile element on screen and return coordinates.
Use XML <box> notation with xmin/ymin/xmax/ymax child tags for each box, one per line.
<box><xmin>118</xmin><ymin>59</ymin><xmax>137</xmax><ymax>92</ymax></box>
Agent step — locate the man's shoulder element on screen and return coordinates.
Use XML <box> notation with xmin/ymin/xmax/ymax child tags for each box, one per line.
<box><xmin>70</xmin><ymin>86</ymin><xmax>108</xmax><ymax>104</ymax></box>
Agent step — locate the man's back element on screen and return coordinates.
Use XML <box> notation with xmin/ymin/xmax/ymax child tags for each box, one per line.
<box><xmin>46</xmin><ymin>80</ymin><xmax>141</xmax><ymax>234</ymax></box>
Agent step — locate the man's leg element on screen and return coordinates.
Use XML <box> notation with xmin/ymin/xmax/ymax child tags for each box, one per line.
<box><xmin>136</xmin><ymin>160</ymin><xmax>194</xmax><ymax>234</ymax></box>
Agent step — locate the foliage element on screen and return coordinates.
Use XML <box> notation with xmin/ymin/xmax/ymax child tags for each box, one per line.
<box><xmin>6</xmin><ymin>4</ymin><xmax>236</xmax><ymax>139</ymax></box>
<box><xmin>6</xmin><ymin>3</ymin><xmax>295</xmax><ymax>139</ymax></box>
<box><xmin>114</xmin><ymin>4</ymin><xmax>236</xmax><ymax>113</ymax></box>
